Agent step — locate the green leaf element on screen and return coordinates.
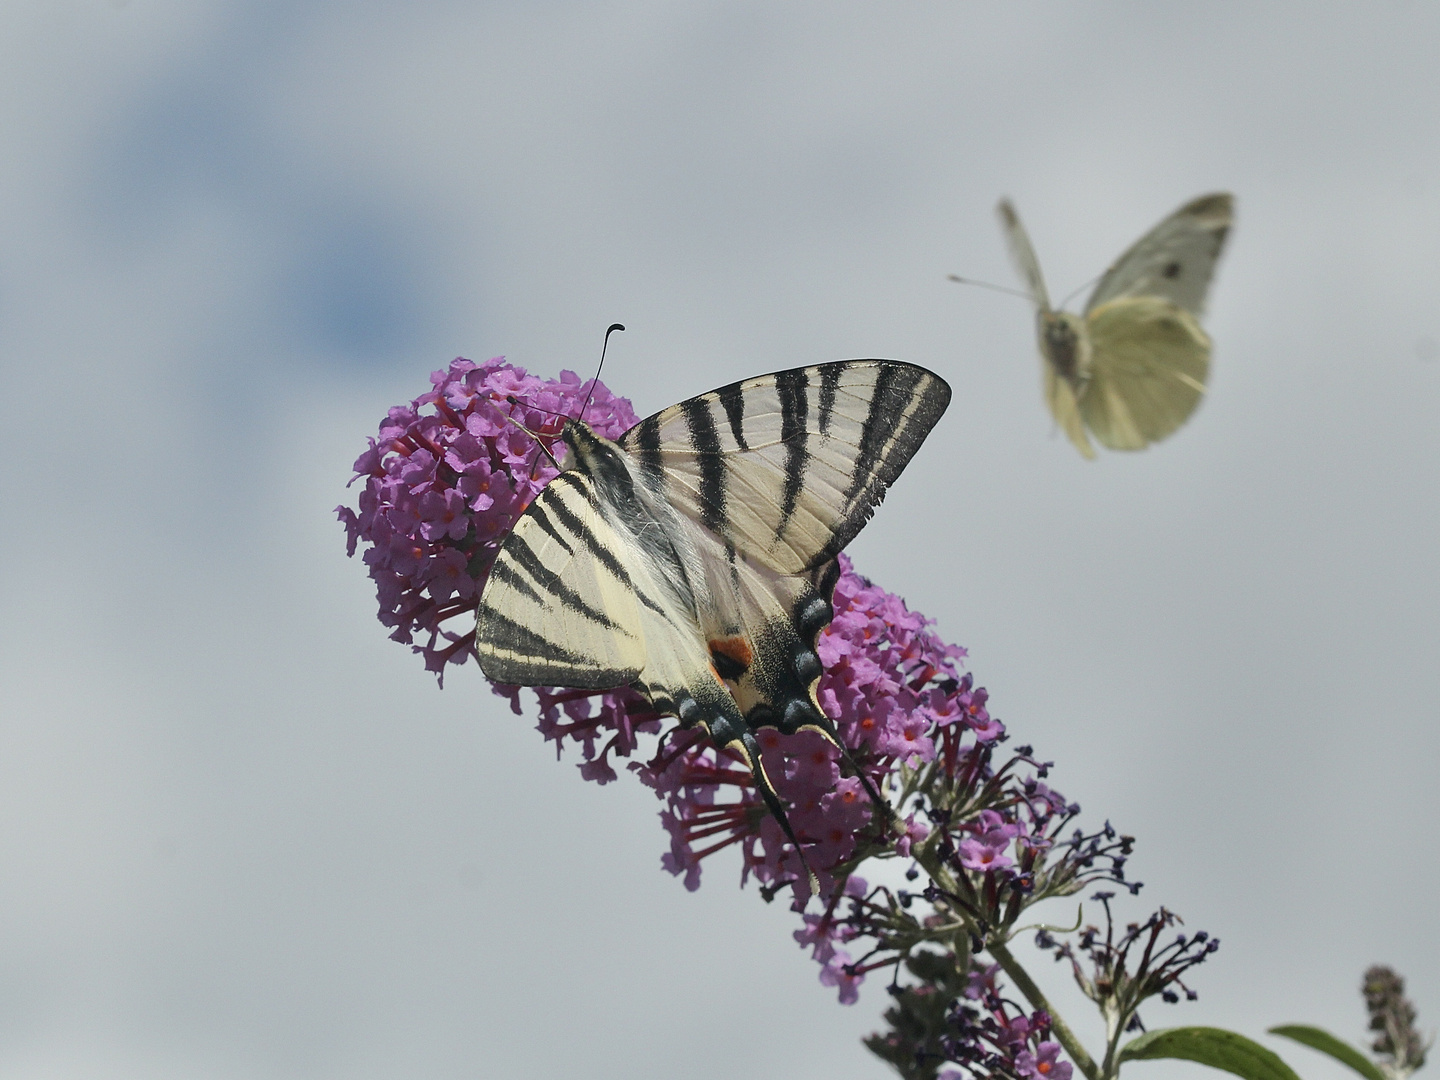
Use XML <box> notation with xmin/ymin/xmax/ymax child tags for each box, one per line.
<box><xmin>1268</xmin><ymin>1025</ymin><xmax>1386</xmax><ymax>1080</ymax></box>
<box><xmin>1119</xmin><ymin>1026</ymin><xmax>1303</xmax><ymax>1080</ymax></box>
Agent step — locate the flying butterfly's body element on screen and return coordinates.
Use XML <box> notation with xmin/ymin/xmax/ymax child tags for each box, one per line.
<box><xmin>475</xmin><ymin>360</ymin><xmax>950</xmax><ymax>850</ymax></box>
<box><xmin>999</xmin><ymin>193</ymin><xmax>1234</xmax><ymax>457</ymax></box>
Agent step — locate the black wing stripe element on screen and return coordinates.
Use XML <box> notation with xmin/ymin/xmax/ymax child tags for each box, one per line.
<box><xmin>484</xmin><ymin>555</ymin><xmax>549</xmax><ymax>609</ymax></box>
<box><xmin>841</xmin><ymin>364</ymin><xmax>902</xmax><ymax>512</ymax></box>
<box><xmin>682</xmin><ymin>396</ymin><xmax>725</xmax><ymax>533</ymax></box>
<box><xmin>630</xmin><ymin>414</ymin><xmax>665</xmax><ymax>488</ymax></box>
<box><xmin>479</xmin><ymin>607</ymin><xmax>617</xmax><ymax>671</ymax></box>
<box><xmin>817</xmin><ymin>364</ymin><xmax>842</xmax><ymax>436</ymax></box>
<box><xmin>500</xmin><ymin>534</ymin><xmax>632</xmax><ymax>633</ymax></box>
<box><xmin>542</xmin><ymin>476</ymin><xmax>633</xmax><ymax>588</ymax></box>
<box><xmin>524</xmin><ymin>500</ymin><xmax>575</xmax><ymax>557</ymax></box>
<box><xmin>774</xmin><ymin>367</ymin><xmax>809</xmax><ymax>540</ymax></box>
<box><xmin>819</xmin><ymin>364</ymin><xmax>949</xmax><ymax>564</ymax></box>
<box><xmin>540</xmin><ymin>475</ymin><xmax>673</xmax><ymax>618</ymax></box>
<box><xmin>715</xmin><ymin>380</ymin><xmax>749</xmax><ymax>451</ymax></box>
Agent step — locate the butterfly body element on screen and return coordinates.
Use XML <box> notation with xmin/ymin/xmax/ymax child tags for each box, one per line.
<box><xmin>1037</xmin><ymin>308</ymin><xmax>1091</xmax><ymax>392</ymax></box>
<box><xmin>998</xmin><ymin>193</ymin><xmax>1233</xmax><ymax>457</ymax></box>
<box><xmin>475</xmin><ymin>360</ymin><xmax>951</xmax><ymax>847</ymax></box>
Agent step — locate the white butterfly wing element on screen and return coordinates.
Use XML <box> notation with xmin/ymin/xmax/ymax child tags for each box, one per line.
<box><xmin>1085</xmin><ymin>192</ymin><xmax>1234</xmax><ymax>317</ymax></box>
<box><xmin>997</xmin><ymin>198</ymin><xmax>1052</xmax><ymax>311</ymax></box>
<box><xmin>618</xmin><ymin>361</ymin><xmax>952</xmax><ymax>576</ymax></box>
<box><xmin>1079</xmin><ymin>296</ymin><xmax>1211</xmax><ymax>451</ymax></box>
<box><xmin>475</xmin><ymin>470</ymin><xmax>647</xmax><ymax>688</ymax></box>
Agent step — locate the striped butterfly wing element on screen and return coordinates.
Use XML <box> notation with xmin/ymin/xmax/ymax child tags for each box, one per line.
<box><xmin>618</xmin><ymin>361</ymin><xmax>952</xmax><ymax>576</ymax></box>
<box><xmin>1085</xmin><ymin>192</ymin><xmax>1234</xmax><ymax>318</ymax></box>
<box><xmin>474</xmin><ymin>469</ymin><xmax>647</xmax><ymax>689</ymax></box>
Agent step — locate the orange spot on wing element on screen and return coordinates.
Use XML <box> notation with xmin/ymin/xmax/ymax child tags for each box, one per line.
<box><xmin>707</xmin><ymin>636</ymin><xmax>754</xmax><ymax>668</ymax></box>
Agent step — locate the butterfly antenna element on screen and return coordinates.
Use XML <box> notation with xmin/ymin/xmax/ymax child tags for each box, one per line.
<box><xmin>578</xmin><ymin>323</ymin><xmax>625</xmax><ymax>426</ymax></box>
<box><xmin>1057</xmin><ymin>273</ymin><xmax>1102</xmax><ymax>310</ymax></box>
<box><xmin>947</xmin><ymin>274</ymin><xmax>1034</xmax><ymax>302</ymax></box>
<box><xmin>500</xmin><ymin>397</ymin><xmax>563</xmax><ymax>470</ymax></box>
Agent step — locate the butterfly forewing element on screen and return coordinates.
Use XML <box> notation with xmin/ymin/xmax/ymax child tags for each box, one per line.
<box><xmin>619</xmin><ymin>361</ymin><xmax>951</xmax><ymax>575</ymax></box>
<box><xmin>1085</xmin><ymin>192</ymin><xmax>1234</xmax><ymax>317</ymax></box>
<box><xmin>475</xmin><ymin>471</ymin><xmax>647</xmax><ymax>688</ymax></box>
<box><xmin>997</xmin><ymin>199</ymin><xmax>1052</xmax><ymax>311</ymax></box>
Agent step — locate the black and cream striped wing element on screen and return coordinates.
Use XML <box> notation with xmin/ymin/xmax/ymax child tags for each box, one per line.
<box><xmin>618</xmin><ymin>361</ymin><xmax>951</xmax><ymax>575</ymax></box>
<box><xmin>474</xmin><ymin>471</ymin><xmax>647</xmax><ymax>689</ymax></box>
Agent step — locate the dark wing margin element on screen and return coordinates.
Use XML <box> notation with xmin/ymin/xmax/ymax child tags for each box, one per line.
<box><xmin>827</xmin><ymin>361</ymin><xmax>950</xmax><ymax>562</ymax></box>
<box><xmin>617</xmin><ymin>360</ymin><xmax>951</xmax><ymax>574</ymax></box>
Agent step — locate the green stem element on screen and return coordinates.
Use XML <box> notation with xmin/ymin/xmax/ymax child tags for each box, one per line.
<box><xmin>988</xmin><ymin>938</ymin><xmax>1100</xmax><ymax>1080</ymax></box>
<box><xmin>909</xmin><ymin>842</ymin><xmax>1100</xmax><ymax>1080</ymax></box>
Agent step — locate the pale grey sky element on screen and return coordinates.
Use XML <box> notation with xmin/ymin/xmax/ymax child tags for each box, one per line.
<box><xmin>1</xmin><ymin>4</ymin><xmax>1437</xmax><ymax>1079</ymax></box>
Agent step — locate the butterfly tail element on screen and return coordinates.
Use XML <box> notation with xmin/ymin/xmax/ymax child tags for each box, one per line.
<box><xmin>738</xmin><ymin>730</ymin><xmax>820</xmax><ymax>895</ymax></box>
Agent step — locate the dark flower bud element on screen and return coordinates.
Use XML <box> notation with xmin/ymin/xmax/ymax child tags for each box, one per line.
<box><xmin>1363</xmin><ymin>965</ymin><xmax>1427</xmax><ymax>1078</ymax></box>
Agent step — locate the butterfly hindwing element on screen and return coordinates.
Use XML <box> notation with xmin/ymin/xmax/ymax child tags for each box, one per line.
<box><xmin>1080</xmin><ymin>296</ymin><xmax>1211</xmax><ymax>450</ymax></box>
<box><xmin>1085</xmin><ymin>192</ymin><xmax>1234</xmax><ymax>317</ymax></box>
<box><xmin>1043</xmin><ymin>359</ymin><xmax>1096</xmax><ymax>459</ymax></box>
<box><xmin>618</xmin><ymin>361</ymin><xmax>952</xmax><ymax>575</ymax></box>
<box><xmin>475</xmin><ymin>470</ymin><xmax>647</xmax><ymax>689</ymax></box>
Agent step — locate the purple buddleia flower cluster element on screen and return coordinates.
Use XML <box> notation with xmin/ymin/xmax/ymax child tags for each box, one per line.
<box><xmin>336</xmin><ymin>356</ymin><xmax>637</xmax><ymax>678</ymax></box>
<box><xmin>864</xmin><ymin>948</ymin><xmax>1075</xmax><ymax>1080</ymax></box>
<box><xmin>337</xmin><ymin>356</ymin><xmax>1000</xmax><ymax>901</ymax></box>
<box><xmin>793</xmin><ymin>743</ymin><xmax>1137</xmax><ymax>1008</ymax></box>
<box><xmin>942</xmin><ymin>962</ymin><xmax>1073</xmax><ymax>1080</ymax></box>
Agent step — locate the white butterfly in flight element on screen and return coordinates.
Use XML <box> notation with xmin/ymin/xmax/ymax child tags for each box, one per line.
<box><xmin>474</xmin><ymin>360</ymin><xmax>951</xmax><ymax>854</ymax></box>
<box><xmin>997</xmin><ymin>192</ymin><xmax>1234</xmax><ymax>458</ymax></box>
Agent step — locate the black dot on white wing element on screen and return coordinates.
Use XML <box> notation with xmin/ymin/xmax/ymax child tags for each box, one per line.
<box><xmin>1162</xmin><ymin>261</ymin><xmax>1182</xmax><ymax>279</ymax></box>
